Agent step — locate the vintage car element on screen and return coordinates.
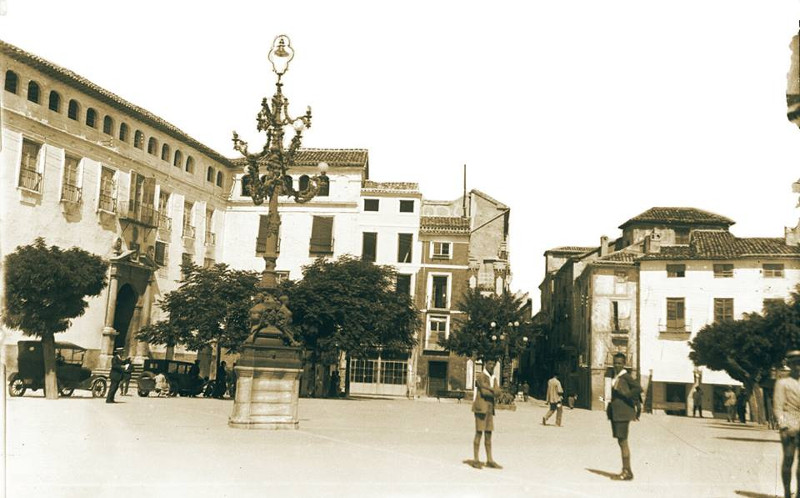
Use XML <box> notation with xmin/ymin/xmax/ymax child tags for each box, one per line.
<box><xmin>7</xmin><ymin>340</ymin><xmax>107</xmax><ymax>398</ymax></box>
<box><xmin>137</xmin><ymin>359</ymin><xmax>206</xmax><ymax>397</ymax></box>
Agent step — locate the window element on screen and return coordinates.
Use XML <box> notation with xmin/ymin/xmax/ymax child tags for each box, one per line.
<box><xmin>85</xmin><ymin>108</ymin><xmax>97</xmax><ymax>128</ymax></box>
<box><xmin>432</xmin><ymin>275</ymin><xmax>449</xmax><ymax>309</ymax></box>
<box><xmin>147</xmin><ymin>137</ymin><xmax>158</xmax><ymax>155</ymax></box>
<box><xmin>362</xmin><ymin>232</ymin><xmax>377</xmax><ymax>262</ymax></box>
<box><xmin>161</xmin><ymin>143</ymin><xmax>170</xmax><ymax>161</ymax></box>
<box><xmin>665</xmin><ymin>383</ymin><xmax>686</xmax><ymax>404</ymax></box>
<box><xmin>19</xmin><ymin>139</ymin><xmax>42</xmax><ymax>192</ymax></box>
<box><xmin>396</xmin><ymin>274</ymin><xmax>411</xmax><ymax>295</ymax></box>
<box><xmin>183</xmin><ymin>202</ymin><xmax>195</xmax><ymax>238</ymax></box>
<box><xmin>158</xmin><ymin>190</ymin><xmax>171</xmax><ymax>231</ymax></box>
<box><xmin>61</xmin><ymin>155</ymin><xmax>81</xmax><ymax>203</ymax></box>
<box><xmin>204</xmin><ymin>209</ymin><xmax>215</xmax><ymax>246</ymax></box>
<box><xmin>666</xmin><ymin>298</ymin><xmax>686</xmax><ymax>331</ymax></box>
<box><xmin>102</xmin><ymin>116</ymin><xmax>113</xmax><ymax>135</ymax></box>
<box><xmin>186</xmin><ymin>156</ymin><xmax>195</xmax><ymax>174</ymax></box>
<box><xmin>714</xmin><ymin>298</ymin><xmax>734</xmax><ymax>323</ymax></box>
<box><xmin>399</xmin><ymin>200</ymin><xmax>414</xmax><ymax>213</ymax></box>
<box><xmin>119</xmin><ymin>122</ymin><xmax>129</xmax><ymax>142</ymax></box>
<box><xmin>27</xmin><ymin>81</ymin><xmax>40</xmax><ymax>103</ymax></box>
<box><xmin>318</xmin><ymin>176</ymin><xmax>329</xmax><ymax>197</ymax></box>
<box><xmin>98</xmin><ymin>167</ymin><xmax>116</xmax><ymax>212</ymax></box>
<box><xmin>206</xmin><ymin>166</ymin><xmax>214</xmax><ymax>182</ymax></box>
<box><xmin>4</xmin><ymin>70</ymin><xmax>18</xmax><ymax>93</ymax></box>
<box><xmin>134</xmin><ymin>130</ymin><xmax>144</xmax><ymax>149</ymax></box>
<box><xmin>763</xmin><ymin>263</ymin><xmax>785</xmax><ymax>278</ymax></box>
<box><xmin>299</xmin><ymin>175</ymin><xmax>309</xmax><ymax>191</ymax></box>
<box><xmin>397</xmin><ymin>233</ymin><xmax>413</xmax><ymax>263</ymax></box>
<box><xmin>181</xmin><ymin>253</ymin><xmax>193</xmax><ymax>277</ymax></box>
<box><xmin>667</xmin><ymin>264</ymin><xmax>685</xmax><ymax>278</ymax></box>
<box><xmin>241</xmin><ymin>175</ymin><xmax>252</xmax><ymax>196</ymax></box>
<box><xmin>350</xmin><ymin>358</ymin><xmax>376</xmax><ymax>384</ymax></box>
<box><xmin>154</xmin><ymin>241</ymin><xmax>167</xmax><ymax>266</ymax></box>
<box><xmin>612</xmin><ymin>301</ymin><xmax>620</xmax><ymax>332</ymax></box>
<box><xmin>68</xmin><ymin>99</ymin><xmax>79</xmax><ymax>120</ymax></box>
<box><xmin>173</xmin><ymin>150</ymin><xmax>183</xmax><ymax>167</ymax></box>
<box><xmin>380</xmin><ymin>360</ymin><xmax>408</xmax><ymax>385</ymax></box>
<box><xmin>675</xmin><ymin>228</ymin><xmax>690</xmax><ymax>245</ymax></box>
<box><xmin>713</xmin><ymin>264</ymin><xmax>734</xmax><ymax>278</ymax></box>
<box><xmin>216</xmin><ymin>171</ymin><xmax>223</xmax><ymax>187</ymax></box>
<box><xmin>48</xmin><ymin>91</ymin><xmax>61</xmax><ymax>112</ymax></box>
<box><xmin>432</xmin><ymin>241</ymin><xmax>451</xmax><ymax>259</ymax></box>
<box><xmin>364</xmin><ymin>199</ymin><xmax>379</xmax><ymax>212</ymax></box>
<box><xmin>427</xmin><ymin>316</ymin><xmax>448</xmax><ymax>350</ymax></box>
<box><xmin>309</xmin><ymin>216</ymin><xmax>334</xmax><ymax>255</ymax></box>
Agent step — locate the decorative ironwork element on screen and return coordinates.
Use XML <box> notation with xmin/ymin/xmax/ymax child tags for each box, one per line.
<box><xmin>120</xmin><ymin>200</ymin><xmax>158</xmax><ymax>228</ymax></box>
<box><xmin>60</xmin><ymin>183</ymin><xmax>82</xmax><ymax>204</ymax></box>
<box><xmin>18</xmin><ymin>168</ymin><xmax>41</xmax><ymax>192</ymax></box>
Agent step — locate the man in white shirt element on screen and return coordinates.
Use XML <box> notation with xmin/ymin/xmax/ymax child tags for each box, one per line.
<box><xmin>469</xmin><ymin>360</ymin><xmax>501</xmax><ymax>469</ymax></box>
<box><xmin>542</xmin><ymin>373</ymin><xmax>564</xmax><ymax>426</ymax></box>
<box><xmin>775</xmin><ymin>350</ymin><xmax>800</xmax><ymax>498</ymax></box>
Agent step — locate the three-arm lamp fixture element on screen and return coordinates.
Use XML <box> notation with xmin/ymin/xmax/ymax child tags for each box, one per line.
<box><xmin>490</xmin><ymin>321</ymin><xmax>527</xmax><ymax>389</ymax></box>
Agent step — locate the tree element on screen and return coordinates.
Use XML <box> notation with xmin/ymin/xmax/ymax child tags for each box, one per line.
<box><xmin>3</xmin><ymin>238</ymin><xmax>107</xmax><ymax>399</ymax></box>
<box><xmin>286</xmin><ymin>255</ymin><xmax>419</xmax><ymax>396</ymax></box>
<box><xmin>137</xmin><ymin>262</ymin><xmax>260</xmax><ymax>369</ymax></box>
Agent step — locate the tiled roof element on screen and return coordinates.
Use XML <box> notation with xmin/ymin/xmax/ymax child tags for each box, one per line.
<box><xmin>420</xmin><ymin>216</ymin><xmax>470</xmax><ymax>235</ymax></box>
<box><xmin>619</xmin><ymin>207</ymin><xmax>734</xmax><ymax>229</ymax></box>
<box><xmin>362</xmin><ymin>180</ymin><xmax>419</xmax><ymax>193</ymax></box>
<box><xmin>0</xmin><ymin>40</ymin><xmax>232</xmax><ymax>167</ymax></box>
<box><xmin>638</xmin><ymin>230</ymin><xmax>800</xmax><ymax>261</ymax></box>
<box><xmin>545</xmin><ymin>246</ymin><xmax>597</xmax><ymax>254</ymax></box>
<box><xmin>230</xmin><ymin>148</ymin><xmax>369</xmax><ymax>170</ymax></box>
<box><xmin>594</xmin><ymin>250</ymin><xmax>639</xmax><ymax>265</ymax></box>
<box><xmin>471</xmin><ymin>189</ymin><xmax>509</xmax><ymax>210</ymax></box>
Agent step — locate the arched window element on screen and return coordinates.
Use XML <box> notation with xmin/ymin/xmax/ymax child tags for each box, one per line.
<box><xmin>161</xmin><ymin>143</ymin><xmax>170</xmax><ymax>161</ymax></box>
<box><xmin>299</xmin><ymin>174</ymin><xmax>310</xmax><ymax>191</ymax></box>
<box><xmin>48</xmin><ymin>91</ymin><xmax>61</xmax><ymax>112</ymax></box>
<box><xmin>119</xmin><ymin>122</ymin><xmax>129</xmax><ymax>142</ymax></box>
<box><xmin>185</xmin><ymin>155</ymin><xmax>194</xmax><ymax>173</ymax></box>
<box><xmin>147</xmin><ymin>137</ymin><xmax>158</xmax><ymax>155</ymax></box>
<box><xmin>318</xmin><ymin>176</ymin><xmax>330</xmax><ymax>197</ymax></box>
<box><xmin>103</xmin><ymin>116</ymin><xmax>113</xmax><ymax>135</ymax></box>
<box><xmin>67</xmin><ymin>99</ymin><xmax>80</xmax><ymax>120</ymax></box>
<box><xmin>173</xmin><ymin>150</ymin><xmax>183</xmax><ymax>168</ymax></box>
<box><xmin>216</xmin><ymin>171</ymin><xmax>223</xmax><ymax>187</ymax></box>
<box><xmin>4</xmin><ymin>70</ymin><xmax>18</xmax><ymax>94</ymax></box>
<box><xmin>134</xmin><ymin>130</ymin><xmax>144</xmax><ymax>149</ymax></box>
<box><xmin>241</xmin><ymin>175</ymin><xmax>252</xmax><ymax>196</ymax></box>
<box><xmin>206</xmin><ymin>166</ymin><xmax>214</xmax><ymax>182</ymax></box>
<box><xmin>27</xmin><ymin>81</ymin><xmax>40</xmax><ymax>103</ymax></box>
<box><xmin>282</xmin><ymin>175</ymin><xmax>293</xmax><ymax>194</ymax></box>
<box><xmin>85</xmin><ymin>108</ymin><xmax>97</xmax><ymax>128</ymax></box>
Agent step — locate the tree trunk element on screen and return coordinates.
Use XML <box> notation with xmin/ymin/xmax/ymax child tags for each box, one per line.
<box><xmin>41</xmin><ymin>333</ymin><xmax>58</xmax><ymax>400</ymax></box>
<box><xmin>750</xmin><ymin>384</ymin><xmax>766</xmax><ymax>425</ymax></box>
<box><xmin>165</xmin><ymin>344</ymin><xmax>175</xmax><ymax>360</ymax></box>
<box><xmin>215</xmin><ymin>341</ymin><xmax>222</xmax><ymax>379</ymax></box>
<box><xmin>344</xmin><ymin>351</ymin><xmax>351</xmax><ymax>398</ymax></box>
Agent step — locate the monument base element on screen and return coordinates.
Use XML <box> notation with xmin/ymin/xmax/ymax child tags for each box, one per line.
<box><xmin>229</xmin><ymin>364</ymin><xmax>302</xmax><ymax>430</ymax></box>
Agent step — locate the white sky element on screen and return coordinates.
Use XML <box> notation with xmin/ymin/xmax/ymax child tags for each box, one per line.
<box><xmin>2</xmin><ymin>1</ymin><xmax>799</xmax><ymax>309</ymax></box>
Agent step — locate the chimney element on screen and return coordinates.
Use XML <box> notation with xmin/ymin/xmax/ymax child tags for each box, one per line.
<box><xmin>786</xmin><ymin>221</ymin><xmax>800</xmax><ymax>246</ymax></box>
<box><xmin>599</xmin><ymin>236</ymin><xmax>609</xmax><ymax>257</ymax></box>
<box><xmin>644</xmin><ymin>231</ymin><xmax>662</xmax><ymax>253</ymax></box>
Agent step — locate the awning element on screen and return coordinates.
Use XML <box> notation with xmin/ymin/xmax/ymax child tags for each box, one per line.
<box><xmin>649</xmin><ymin>362</ymin><xmax>694</xmax><ymax>384</ymax></box>
<box><xmin>698</xmin><ymin>367</ymin><xmax>741</xmax><ymax>386</ymax></box>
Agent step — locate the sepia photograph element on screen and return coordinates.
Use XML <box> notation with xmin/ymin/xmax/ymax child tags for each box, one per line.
<box><xmin>1</xmin><ymin>1</ymin><xmax>799</xmax><ymax>497</ymax></box>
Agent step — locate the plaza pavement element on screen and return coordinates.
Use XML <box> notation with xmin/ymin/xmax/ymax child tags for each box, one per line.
<box><xmin>3</xmin><ymin>391</ymin><xmax>783</xmax><ymax>498</ymax></box>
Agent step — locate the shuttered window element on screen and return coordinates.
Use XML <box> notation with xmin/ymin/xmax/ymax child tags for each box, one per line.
<box><xmin>309</xmin><ymin>216</ymin><xmax>334</xmax><ymax>255</ymax></box>
<box><xmin>397</xmin><ymin>233</ymin><xmax>413</xmax><ymax>263</ymax></box>
<box><xmin>362</xmin><ymin>232</ymin><xmax>377</xmax><ymax>262</ymax></box>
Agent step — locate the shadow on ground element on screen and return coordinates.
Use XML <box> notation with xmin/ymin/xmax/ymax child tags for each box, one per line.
<box><xmin>586</xmin><ymin>468</ymin><xmax>620</xmax><ymax>480</ymax></box>
<box><xmin>716</xmin><ymin>437</ymin><xmax>778</xmax><ymax>444</ymax></box>
<box><xmin>734</xmin><ymin>491</ymin><xmax>779</xmax><ymax>498</ymax></box>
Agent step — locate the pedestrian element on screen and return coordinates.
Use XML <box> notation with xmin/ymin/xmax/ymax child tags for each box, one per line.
<box><xmin>724</xmin><ymin>387</ymin><xmax>737</xmax><ymax>422</ymax></box>
<box><xmin>774</xmin><ymin>350</ymin><xmax>800</xmax><ymax>498</ymax></box>
<box><xmin>213</xmin><ymin>361</ymin><xmax>227</xmax><ymax>399</ymax></box>
<box><xmin>120</xmin><ymin>357</ymin><xmax>133</xmax><ymax>396</ymax></box>
<box><xmin>542</xmin><ymin>373</ymin><xmax>564</xmax><ymax>426</ymax></box>
<box><xmin>154</xmin><ymin>372</ymin><xmax>169</xmax><ymax>397</ymax></box>
<box><xmin>737</xmin><ymin>388</ymin><xmax>748</xmax><ymax>423</ymax></box>
<box><xmin>329</xmin><ymin>370</ymin><xmax>341</xmax><ymax>398</ymax></box>
<box><xmin>606</xmin><ymin>352</ymin><xmax>643</xmax><ymax>481</ymax></box>
<box><xmin>692</xmin><ymin>385</ymin><xmax>703</xmax><ymax>418</ymax></box>
<box><xmin>469</xmin><ymin>359</ymin><xmax>502</xmax><ymax>470</ymax></box>
<box><xmin>521</xmin><ymin>381</ymin><xmax>530</xmax><ymax>402</ymax></box>
<box><xmin>105</xmin><ymin>348</ymin><xmax>128</xmax><ymax>403</ymax></box>
<box><xmin>568</xmin><ymin>392</ymin><xmax>578</xmax><ymax>409</ymax></box>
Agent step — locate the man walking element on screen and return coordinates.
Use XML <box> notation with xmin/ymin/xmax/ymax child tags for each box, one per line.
<box><xmin>774</xmin><ymin>350</ymin><xmax>800</xmax><ymax>498</ymax></box>
<box><xmin>607</xmin><ymin>352</ymin><xmax>642</xmax><ymax>481</ymax></box>
<box><xmin>692</xmin><ymin>385</ymin><xmax>704</xmax><ymax>418</ymax></box>
<box><xmin>724</xmin><ymin>387</ymin><xmax>737</xmax><ymax>422</ymax></box>
<box><xmin>542</xmin><ymin>373</ymin><xmax>564</xmax><ymax>426</ymax></box>
<box><xmin>469</xmin><ymin>360</ymin><xmax>502</xmax><ymax>470</ymax></box>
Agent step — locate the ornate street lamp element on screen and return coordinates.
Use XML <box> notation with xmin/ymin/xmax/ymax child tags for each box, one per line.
<box><xmin>490</xmin><ymin>320</ymin><xmax>525</xmax><ymax>391</ymax></box>
<box><xmin>228</xmin><ymin>35</ymin><xmax>327</xmax><ymax>430</ymax></box>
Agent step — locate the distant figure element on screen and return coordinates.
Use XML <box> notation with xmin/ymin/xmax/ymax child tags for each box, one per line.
<box><xmin>542</xmin><ymin>373</ymin><xmax>563</xmax><ymax>426</ymax></box>
<box><xmin>106</xmin><ymin>348</ymin><xmax>129</xmax><ymax>404</ymax></box>
<box><xmin>469</xmin><ymin>360</ymin><xmax>502</xmax><ymax>469</ymax></box>
<box><xmin>737</xmin><ymin>388</ymin><xmax>748</xmax><ymax>423</ymax></box>
<box><xmin>521</xmin><ymin>381</ymin><xmax>530</xmax><ymax>402</ymax></box>
<box><xmin>568</xmin><ymin>392</ymin><xmax>578</xmax><ymax>410</ymax></box>
<box><xmin>606</xmin><ymin>352</ymin><xmax>643</xmax><ymax>481</ymax></box>
<box><xmin>213</xmin><ymin>361</ymin><xmax>228</xmax><ymax>399</ymax></box>
<box><xmin>724</xmin><ymin>387</ymin><xmax>737</xmax><ymax>422</ymax></box>
<box><xmin>189</xmin><ymin>360</ymin><xmax>200</xmax><ymax>380</ymax></box>
<box><xmin>120</xmin><ymin>357</ymin><xmax>133</xmax><ymax>396</ymax></box>
<box><xmin>774</xmin><ymin>350</ymin><xmax>800</xmax><ymax>498</ymax></box>
<box><xmin>329</xmin><ymin>370</ymin><xmax>341</xmax><ymax>398</ymax></box>
<box><xmin>154</xmin><ymin>372</ymin><xmax>168</xmax><ymax>396</ymax></box>
<box><xmin>692</xmin><ymin>386</ymin><xmax>704</xmax><ymax>418</ymax></box>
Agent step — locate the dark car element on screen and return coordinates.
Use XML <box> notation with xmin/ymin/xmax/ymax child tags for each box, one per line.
<box><xmin>137</xmin><ymin>359</ymin><xmax>206</xmax><ymax>397</ymax></box>
<box><xmin>7</xmin><ymin>340</ymin><xmax>107</xmax><ymax>398</ymax></box>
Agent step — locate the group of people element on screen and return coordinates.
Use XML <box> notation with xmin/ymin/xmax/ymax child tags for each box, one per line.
<box><xmin>469</xmin><ymin>352</ymin><xmax>642</xmax><ymax>481</ymax></box>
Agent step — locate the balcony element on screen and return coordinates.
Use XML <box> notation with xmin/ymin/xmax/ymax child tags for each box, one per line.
<box><xmin>204</xmin><ymin>231</ymin><xmax>216</xmax><ymax>246</ymax></box>
<box><xmin>658</xmin><ymin>320</ymin><xmax>692</xmax><ymax>340</ymax></box>
<box><xmin>18</xmin><ymin>169</ymin><xmax>42</xmax><ymax>192</ymax></box>
<box><xmin>60</xmin><ymin>183</ymin><xmax>82</xmax><ymax>204</ymax></box>
<box><xmin>119</xmin><ymin>201</ymin><xmax>158</xmax><ymax>228</ymax></box>
<box><xmin>182</xmin><ymin>224</ymin><xmax>196</xmax><ymax>240</ymax></box>
<box><xmin>158</xmin><ymin>213</ymin><xmax>172</xmax><ymax>233</ymax></box>
<box><xmin>98</xmin><ymin>193</ymin><xmax>117</xmax><ymax>213</ymax></box>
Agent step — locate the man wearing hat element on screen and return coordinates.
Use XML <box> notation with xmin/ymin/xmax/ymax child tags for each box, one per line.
<box><xmin>775</xmin><ymin>349</ymin><xmax>800</xmax><ymax>498</ymax></box>
<box><xmin>106</xmin><ymin>348</ymin><xmax>129</xmax><ymax>403</ymax></box>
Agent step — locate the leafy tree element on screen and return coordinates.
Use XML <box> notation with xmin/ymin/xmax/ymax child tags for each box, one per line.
<box><xmin>137</xmin><ymin>262</ymin><xmax>259</xmax><ymax>369</ymax></box>
<box><xmin>286</xmin><ymin>255</ymin><xmax>419</xmax><ymax>396</ymax></box>
<box><xmin>3</xmin><ymin>238</ymin><xmax>107</xmax><ymax>399</ymax></box>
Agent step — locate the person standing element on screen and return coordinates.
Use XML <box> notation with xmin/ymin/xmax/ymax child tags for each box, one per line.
<box><xmin>470</xmin><ymin>360</ymin><xmax>502</xmax><ymax>469</ymax></box>
<box><xmin>692</xmin><ymin>385</ymin><xmax>704</xmax><ymax>418</ymax></box>
<box><xmin>106</xmin><ymin>348</ymin><xmax>128</xmax><ymax>403</ymax></box>
<box><xmin>724</xmin><ymin>387</ymin><xmax>737</xmax><ymax>422</ymax></box>
<box><xmin>213</xmin><ymin>361</ymin><xmax>228</xmax><ymax>399</ymax></box>
<box><xmin>120</xmin><ymin>357</ymin><xmax>133</xmax><ymax>396</ymax></box>
<box><xmin>542</xmin><ymin>373</ymin><xmax>564</xmax><ymax>426</ymax></box>
<box><xmin>774</xmin><ymin>350</ymin><xmax>800</xmax><ymax>498</ymax></box>
<box><xmin>521</xmin><ymin>381</ymin><xmax>530</xmax><ymax>402</ymax></box>
<box><xmin>607</xmin><ymin>352</ymin><xmax>643</xmax><ymax>481</ymax></box>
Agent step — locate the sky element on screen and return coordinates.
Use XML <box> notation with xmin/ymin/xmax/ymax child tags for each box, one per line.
<box><xmin>2</xmin><ymin>0</ymin><xmax>799</xmax><ymax>309</ymax></box>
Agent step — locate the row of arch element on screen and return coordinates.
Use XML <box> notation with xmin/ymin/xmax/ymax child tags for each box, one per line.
<box><xmin>5</xmin><ymin>69</ymin><xmax>225</xmax><ymax>188</ymax></box>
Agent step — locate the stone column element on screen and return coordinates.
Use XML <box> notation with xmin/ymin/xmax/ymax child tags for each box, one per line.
<box><xmin>133</xmin><ymin>274</ymin><xmax>155</xmax><ymax>364</ymax></box>
<box><xmin>98</xmin><ymin>266</ymin><xmax>119</xmax><ymax>370</ymax></box>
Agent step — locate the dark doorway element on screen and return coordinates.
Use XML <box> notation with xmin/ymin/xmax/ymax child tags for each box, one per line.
<box><xmin>428</xmin><ymin>361</ymin><xmax>448</xmax><ymax>395</ymax></box>
<box><xmin>113</xmin><ymin>284</ymin><xmax>137</xmax><ymax>352</ymax></box>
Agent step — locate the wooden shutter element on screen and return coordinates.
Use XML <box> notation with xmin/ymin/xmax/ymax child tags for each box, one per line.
<box><xmin>310</xmin><ymin>216</ymin><xmax>333</xmax><ymax>254</ymax></box>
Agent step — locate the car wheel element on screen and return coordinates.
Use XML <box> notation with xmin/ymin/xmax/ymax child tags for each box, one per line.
<box><xmin>59</xmin><ymin>387</ymin><xmax>75</xmax><ymax>397</ymax></box>
<box><xmin>8</xmin><ymin>375</ymin><xmax>26</xmax><ymax>397</ymax></box>
<box><xmin>138</xmin><ymin>389</ymin><xmax>150</xmax><ymax>397</ymax></box>
<box><xmin>91</xmin><ymin>378</ymin><xmax>107</xmax><ymax>398</ymax></box>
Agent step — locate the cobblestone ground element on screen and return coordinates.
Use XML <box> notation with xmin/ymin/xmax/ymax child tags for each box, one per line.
<box><xmin>4</xmin><ymin>392</ymin><xmax>783</xmax><ymax>498</ymax></box>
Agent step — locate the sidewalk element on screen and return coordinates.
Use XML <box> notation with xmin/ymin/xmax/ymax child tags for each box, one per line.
<box><xmin>5</xmin><ymin>393</ymin><xmax>782</xmax><ymax>498</ymax></box>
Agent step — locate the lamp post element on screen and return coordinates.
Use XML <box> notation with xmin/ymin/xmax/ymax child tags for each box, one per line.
<box><xmin>490</xmin><ymin>320</ymin><xmax>524</xmax><ymax>391</ymax></box>
<box><xmin>228</xmin><ymin>35</ymin><xmax>327</xmax><ymax>430</ymax></box>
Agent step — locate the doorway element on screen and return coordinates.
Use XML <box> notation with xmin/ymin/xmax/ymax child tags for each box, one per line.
<box><xmin>113</xmin><ymin>284</ymin><xmax>137</xmax><ymax>353</ymax></box>
<box><xmin>428</xmin><ymin>361</ymin><xmax>448</xmax><ymax>395</ymax></box>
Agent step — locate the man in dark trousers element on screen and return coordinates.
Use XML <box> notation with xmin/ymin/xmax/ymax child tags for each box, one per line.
<box><xmin>774</xmin><ymin>350</ymin><xmax>800</xmax><ymax>498</ymax></box>
<box><xmin>607</xmin><ymin>352</ymin><xmax>643</xmax><ymax>481</ymax></box>
<box><xmin>470</xmin><ymin>360</ymin><xmax>502</xmax><ymax>469</ymax></box>
<box><xmin>692</xmin><ymin>385</ymin><xmax>704</xmax><ymax>417</ymax></box>
<box><xmin>542</xmin><ymin>373</ymin><xmax>564</xmax><ymax>426</ymax></box>
<box><xmin>106</xmin><ymin>348</ymin><xmax>128</xmax><ymax>403</ymax></box>
<box><xmin>213</xmin><ymin>361</ymin><xmax>227</xmax><ymax>399</ymax></box>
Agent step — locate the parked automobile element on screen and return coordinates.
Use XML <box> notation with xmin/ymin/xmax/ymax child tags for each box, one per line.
<box><xmin>137</xmin><ymin>359</ymin><xmax>206</xmax><ymax>397</ymax></box>
<box><xmin>7</xmin><ymin>340</ymin><xmax>107</xmax><ymax>398</ymax></box>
